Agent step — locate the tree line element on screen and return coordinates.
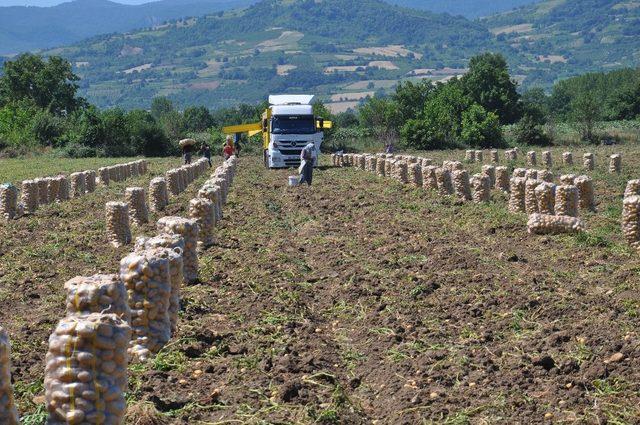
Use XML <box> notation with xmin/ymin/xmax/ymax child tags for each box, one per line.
<box><xmin>1</xmin><ymin>52</ymin><xmax>638</xmax><ymax>157</ymax></box>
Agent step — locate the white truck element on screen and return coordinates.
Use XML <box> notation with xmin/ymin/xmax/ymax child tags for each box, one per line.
<box><xmin>223</xmin><ymin>94</ymin><xmax>332</xmax><ymax>169</ymax></box>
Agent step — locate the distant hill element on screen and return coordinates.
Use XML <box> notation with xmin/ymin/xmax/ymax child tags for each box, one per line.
<box><xmin>387</xmin><ymin>0</ymin><xmax>540</xmax><ymax>18</ymax></box>
<box><xmin>46</xmin><ymin>0</ymin><xmax>496</xmax><ymax>109</ymax></box>
<box><xmin>482</xmin><ymin>0</ymin><xmax>640</xmax><ymax>86</ymax></box>
<box><xmin>0</xmin><ymin>0</ymin><xmax>255</xmax><ymax>54</ymax></box>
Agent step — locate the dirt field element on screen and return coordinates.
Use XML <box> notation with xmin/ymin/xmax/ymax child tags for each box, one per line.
<box><xmin>2</xmin><ymin>148</ymin><xmax>640</xmax><ymax>424</ymax></box>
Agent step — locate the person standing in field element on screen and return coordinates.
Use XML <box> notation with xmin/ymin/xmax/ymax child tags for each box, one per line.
<box><xmin>223</xmin><ymin>137</ymin><xmax>235</xmax><ymax>160</ymax></box>
<box><xmin>201</xmin><ymin>143</ymin><xmax>212</xmax><ymax>167</ymax></box>
<box><xmin>299</xmin><ymin>142</ymin><xmax>316</xmax><ymax>186</ymax></box>
<box><xmin>235</xmin><ymin>137</ymin><xmax>242</xmax><ymax>157</ymax></box>
<box><xmin>182</xmin><ymin>143</ymin><xmax>194</xmax><ymax>164</ymax></box>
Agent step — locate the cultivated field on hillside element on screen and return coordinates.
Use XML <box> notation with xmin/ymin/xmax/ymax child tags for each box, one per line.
<box><xmin>1</xmin><ymin>146</ymin><xmax>639</xmax><ymax>423</ymax></box>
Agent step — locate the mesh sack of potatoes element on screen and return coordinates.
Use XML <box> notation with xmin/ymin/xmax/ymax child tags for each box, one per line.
<box><xmin>407</xmin><ymin>156</ymin><xmax>419</xmax><ymax>164</ymax></box>
<box><xmin>36</xmin><ymin>178</ymin><xmax>50</xmax><ymax>205</ymax></box>
<box><xmin>157</xmin><ymin>216</ymin><xmax>199</xmax><ymax>284</ymax></box>
<box><xmin>624</xmin><ymin>180</ymin><xmax>640</xmax><ymax>198</ymax></box>
<box><xmin>136</xmin><ymin>160</ymin><xmax>145</xmax><ymax>176</ymax></box>
<box><xmin>609</xmin><ymin>154</ymin><xmax>622</xmax><ymax>173</ymax></box>
<box><xmin>129</xmin><ymin>163</ymin><xmax>139</xmax><ymax>178</ymax></box>
<box><xmin>475</xmin><ymin>150</ymin><xmax>484</xmax><ymax>163</ymax></box>
<box><xmin>509</xmin><ymin>177</ymin><xmax>527</xmax><ymax>213</ymax></box>
<box><xmin>512</xmin><ymin>168</ymin><xmax>527</xmax><ymax>178</ymax></box>
<box><xmin>64</xmin><ymin>274</ymin><xmax>131</xmax><ymax>323</ymax></box>
<box><xmin>555</xmin><ymin>185</ymin><xmax>579</xmax><ymax>217</ymax></box>
<box><xmin>527</xmin><ymin>151</ymin><xmax>537</xmax><ymax>166</ymax></box>
<box><xmin>505</xmin><ymin>149</ymin><xmax>517</xmax><ymax>161</ymax></box>
<box><xmin>177</xmin><ymin>168</ymin><xmax>187</xmax><ymax>193</ymax></box>
<box><xmin>495</xmin><ymin>166</ymin><xmax>509</xmax><ymax>192</ymax></box>
<box><xmin>542</xmin><ymin>151</ymin><xmax>553</xmax><ymax>168</ymax></box>
<box><xmin>135</xmin><ymin>234</ymin><xmax>184</xmax><ymax>332</ymax></box>
<box><xmin>331</xmin><ymin>154</ymin><xmax>336</xmax><ymax>166</ymax></box>
<box><xmin>199</xmin><ymin>184</ymin><xmax>222</xmax><ymax>221</ymax></box>
<box><xmin>471</xmin><ymin>173</ymin><xmax>491</xmax><ymax>203</ymax></box>
<box><xmin>622</xmin><ymin>196</ymin><xmax>640</xmax><ymax>251</ymax></box>
<box><xmin>482</xmin><ymin>165</ymin><xmax>496</xmax><ymax>188</ymax></box>
<box><xmin>108</xmin><ymin>166</ymin><xmax>117</xmax><ymax>183</ymax></box>
<box><xmin>465</xmin><ymin>150</ymin><xmax>476</xmax><ymax>163</ymax></box>
<box><xmin>149</xmin><ymin>177</ymin><xmax>169</xmax><ymax>213</ymax></box>
<box><xmin>560</xmin><ymin>174</ymin><xmax>576</xmax><ymax>185</ymax></box>
<box><xmin>535</xmin><ymin>182</ymin><xmax>556</xmax><ymax>215</ymax></box>
<box><xmin>56</xmin><ymin>175</ymin><xmax>70</xmax><ymax>202</ymax></box>
<box><xmin>408</xmin><ymin>163</ymin><xmax>423</xmax><ymax>187</ymax></box>
<box><xmin>583</xmin><ymin>153</ymin><xmax>595</xmax><ymax>171</ymax></box>
<box><xmin>435</xmin><ymin>167</ymin><xmax>454</xmax><ymax>195</ymax></box>
<box><xmin>392</xmin><ymin>161</ymin><xmax>409</xmax><ymax>183</ymax></box>
<box><xmin>537</xmin><ymin>169</ymin><xmax>554</xmax><ymax>183</ymax></box>
<box><xmin>70</xmin><ymin>172</ymin><xmax>86</xmax><ymax>198</ymax></box>
<box><xmin>125</xmin><ymin>187</ymin><xmax>149</xmax><ymax>226</ymax></box>
<box><xmin>105</xmin><ymin>202</ymin><xmax>132</xmax><ymax>247</ymax></box>
<box><xmin>21</xmin><ymin>180</ymin><xmax>39</xmax><ymax>214</ymax></box>
<box><xmin>384</xmin><ymin>158</ymin><xmax>393</xmax><ymax>176</ymax></box>
<box><xmin>575</xmin><ymin>175</ymin><xmax>596</xmax><ymax>211</ymax></box>
<box><xmin>490</xmin><ymin>149</ymin><xmax>499</xmax><ymax>164</ymax></box>
<box><xmin>422</xmin><ymin>158</ymin><xmax>434</xmax><ymax>166</ymax></box>
<box><xmin>47</xmin><ymin>177</ymin><xmax>60</xmax><ymax>203</ymax></box>
<box><xmin>44</xmin><ymin>313</ymin><xmax>131</xmax><ymax>425</ymax></box>
<box><xmin>452</xmin><ymin>170</ymin><xmax>472</xmax><ymax>201</ymax></box>
<box><xmin>449</xmin><ymin>161</ymin><xmax>465</xmax><ymax>171</ymax></box>
<box><xmin>0</xmin><ymin>326</ymin><xmax>19</xmax><ymax>425</ymax></box>
<box><xmin>121</xmin><ymin>249</ymin><xmax>171</xmax><ymax>360</ymax></box>
<box><xmin>562</xmin><ymin>152</ymin><xmax>573</xmax><ymax>166</ymax></box>
<box><xmin>189</xmin><ymin>197</ymin><xmax>216</xmax><ymax>248</ymax></box>
<box><xmin>210</xmin><ymin>176</ymin><xmax>228</xmax><ymax>205</ymax></box>
<box><xmin>525</xmin><ymin>179</ymin><xmax>542</xmax><ymax>214</ymax></box>
<box><xmin>368</xmin><ymin>156</ymin><xmax>378</xmax><ymax>174</ymax></box>
<box><xmin>422</xmin><ymin>166</ymin><xmax>438</xmax><ymax>191</ymax></box>
<box><xmin>0</xmin><ymin>184</ymin><xmax>18</xmax><ymax>221</ymax></box>
<box><xmin>166</xmin><ymin>170</ymin><xmax>181</xmax><ymax>196</ymax></box>
<box><xmin>356</xmin><ymin>155</ymin><xmax>365</xmax><ymax>170</ymax></box>
<box><xmin>527</xmin><ymin>213</ymin><xmax>586</xmax><ymax>235</ymax></box>
<box><xmin>85</xmin><ymin>170</ymin><xmax>97</xmax><ymax>193</ymax></box>
<box><xmin>525</xmin><ymin>169</ymin><xmax>539</xmax><ymax>180</ymax></box>
<box><xmin>376</xmin><ymin>158</ymin><xmax>386</xmax><ymax>176</ymax></box>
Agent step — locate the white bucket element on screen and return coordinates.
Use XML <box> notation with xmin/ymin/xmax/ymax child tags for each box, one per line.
<box><xmin>288</xmin><ymin>175</ymin><xmax>300</xmax><ymax>186</ymax></box>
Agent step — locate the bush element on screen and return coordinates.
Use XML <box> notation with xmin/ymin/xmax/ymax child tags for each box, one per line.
<box><xmin>513</xmin><ymin>114</ymin><xmax>552</xmax><ymax>146</ymax></box>
<box><xmin>460</xmin><ymin>104</ymin><xmax>504</xmax><ymax>148</ymax></box>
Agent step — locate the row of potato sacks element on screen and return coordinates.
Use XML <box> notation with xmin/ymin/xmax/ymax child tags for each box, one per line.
<box><xmin>464</xmin><ymin>148</ymin><xmax>623</xmax><ymax>173</ymax></box>
<box><xmin>338</xmin><ymin>153</ymin><xmax>590</xmax><ymax>236</ymax></box>
<box><xmin>105</xmin><ymin>159</ymin><xmax>209</xmax><ymax>248</ymax></box>
<box><xmin>0</xmin><ymin>160</ymin><xmax>147</xmax><ymax>222</ymax></box>
<box><xmin>0</xmin><ymin>156</ymin><xmax>237</xmax><ymax>424</ymax></box>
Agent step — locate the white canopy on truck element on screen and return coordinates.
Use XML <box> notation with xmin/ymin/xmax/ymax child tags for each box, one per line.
<box><xmin>269</xmin><ymin>94</ymin><xmax>314</xmax><ymax>106</ymax></box>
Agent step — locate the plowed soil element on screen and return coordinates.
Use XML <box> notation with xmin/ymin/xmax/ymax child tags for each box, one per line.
<box><xmin>2</xmin><ymin>151</ymin><xmax>639</xmax><ymax>424</ymax></box>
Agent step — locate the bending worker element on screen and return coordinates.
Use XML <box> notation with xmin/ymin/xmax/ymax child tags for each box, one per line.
<box><xmin>299</xmin><ymin>142</ymin><xmax>316</xmax><ymax>186</ymax></box>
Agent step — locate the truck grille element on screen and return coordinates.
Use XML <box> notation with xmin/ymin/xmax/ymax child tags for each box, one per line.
<box><xmin>279</xmin><ymin>148</ymin><xmax>303</xmax><ymax>156</ymax></box>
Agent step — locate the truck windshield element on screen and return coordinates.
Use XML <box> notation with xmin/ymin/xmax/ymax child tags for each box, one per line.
<box><xmin>271</xmin><ymin>115</ymin><xmax>316</xmax><ymax>135</ymax></box>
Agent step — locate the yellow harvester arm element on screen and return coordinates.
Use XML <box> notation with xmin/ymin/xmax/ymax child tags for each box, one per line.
<box><xmin>222</xmin><ymin>122</ymin><xmax>263</xmax><ymax>135</ymax></box>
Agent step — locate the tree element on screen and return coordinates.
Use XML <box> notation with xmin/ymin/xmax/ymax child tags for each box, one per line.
<box><xmin>513</xmin><ymin>114</ymin><xmax>552</xmax><ymax>146</ymax></box>
<box><xmin>461</xmin><ymin>53</ymin><xmax>521</xmax><ymax>124</ymax></box>
<box><xmin>392</xmin><ymin>80</ymin><xmax>435</xmax><ymax>123</ymax></box>
<box><xmin>571</xmin><ymin>93</ymin><xmax>601</xmax><ymax>143</ymax></box>
<box><xmin>359</xmin><ymin>96</ymin><xmax>401</xmax><ymax>147</ymax></box>
<box><xmin>460</xmin><ymin>104</ymin><xmax>503</xmax><ymax>148</ymax></box>
<box><xmin>0</xmin><ymin>54</ymin><xmax>84</xmax><ymax>114</ymax></box>
<box><xmin>182</xmin><ymin>106</ymin><xmax>213</xmax><ymax>132</ymax></box>
<box><xmin>521</xmin><ymin>88</ymin><xmax>549</xmax><ymax>125</ymax></box>
<box><xmin>150</xmin><ymin>96</ymin><xmax>174</xmax><ymax>120</ymax></box>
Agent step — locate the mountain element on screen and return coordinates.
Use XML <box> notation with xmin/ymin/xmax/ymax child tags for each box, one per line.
<box><xmin>482</xmin><ymin>0</ymin><xmax>640</xmax><ymax>86</ymax></box>
<box><xmin>45</xmin><ymin>0</ymin><xmax>496</xmax><ymax>109</ymax></box>
<box><xmin>387</xmin><ymin>0</ymin><xmax>540</xmax><ymax>18</ymax></box>
<box><xmin>0</xmin><ymin>0</ymin><xmax>256</xmax><ymax>54</ymax></box>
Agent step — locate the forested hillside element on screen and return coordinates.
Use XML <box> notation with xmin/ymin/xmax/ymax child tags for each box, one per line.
<box><xmin>388</xmin><ymin>0</ymin><xmax>539</xmax><ymax>18</ymax></box>
<box><xmin>482</xmin><ymin>0</ymin><xmax>640</xmax><ymax>86</ymax></box>
<box><xmin>48</xmin><ymin>0</ymin><xmax>495</xmax><ymax>109</ymax></box>
<box><xmin>0</xmin><ymin>0</ymin><xmax>255</xmax><ymax>54</ymax></box>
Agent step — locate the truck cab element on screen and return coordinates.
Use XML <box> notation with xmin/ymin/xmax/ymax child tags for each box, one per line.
<box><xmin>223</xmin><ymin>94</ymin><xmax>331</xmax><ymax>169</ymax></box>
<box><xmin>265</xmin><ymin>96</ymin><xmax>324</xmax><ymax>168</ymax></box>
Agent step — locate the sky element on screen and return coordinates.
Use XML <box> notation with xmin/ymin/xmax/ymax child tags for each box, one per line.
<box><xmin>0</xmin><ymin>0</ymin><xmax>148</xmax><ymax>5</ymax></box>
